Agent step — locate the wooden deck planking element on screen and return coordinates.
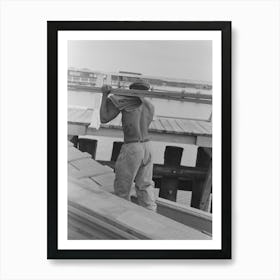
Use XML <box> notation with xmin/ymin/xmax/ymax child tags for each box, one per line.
<box><xmin>91</xmin><ymin>173</ymin><xmax>116</xmax><ymax>192</ymax></box>
<box><xmin>68</xmin><ymin>141</ymin><xmax>116</xmax><ymax>189</ymax></box>
<box><xmin>67</xmin><ymin>142</ymin><xmax>212</xmax><ymax>237</ymax></box>
<box><xmin>196</xmin><ymin>121</ymin><xmax>212</xmax><ymax>135</ymax></box>
<box><xmin>166</xmin><ymin>118</ymin><xmax>185</xmax><ymax>134</ymax></box>
<box><xmin>158</xmin><ymin>118</ymin><xmax>174</xmax><ymax>133</ymax></box>
<box><xmin>152</xmin><ymin>119</ymin><xmax>165</xmax><ymax>131</ymax></box>
<box><xmin>71</xmin><ymin>157</ymin><xmax>113</xmax><ymax>178</ymax></box>
<box><xmin>68</xmin><ymin>164</ymin><xmax>80</xmax><ymax>178</ymax></box>
<box><xmin>189</xmin><ymin>120</ymin><xmax>207</xmax><ymax>134</ymax></box>
<box><xmin>149</xmin><ymin>120</ymin><xmax>157</xmax><ymax>130</ymax></box>
<box><xmin>68</xmin><ymin>147</ymin><xmax>92</xmax><ymax>162</ymax></box>
<box><xmin>156</xmin><ymin>197</ymin><xmax>212</xmax><ymax>235</ymax></box>
<box><xmin>68</xmin><ymin>177</ymin><xmax>210</xmax><ymax>240</ymax></box>
<box><xmin>180</xmin><ymin>120</ymin><xmax>200</xmax><ymax>134</ymax></box>
<box><xmin>79</xmin><ymin>177</ymin><xmax>102</xmax><ymax>189</ymax></box>
<box><xmin>69</xmin><ymin>206</ymin><xmax>140</xmax><ymax>240</ymax></box>
<box><xmin>68</xmin><ymin>107</ymin><xmax>212</xmax><ymax>137</ymax></box>
<box><xmin>173</xmin><ymin>119</ymin><xmax>186</xmax><ymax>133</ymax></box>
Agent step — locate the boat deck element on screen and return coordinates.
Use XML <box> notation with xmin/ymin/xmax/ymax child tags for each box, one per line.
<box><xmin>68</xmin><ymin>141</ymin><xmax>211</xmax><ymax>239</ymax></box>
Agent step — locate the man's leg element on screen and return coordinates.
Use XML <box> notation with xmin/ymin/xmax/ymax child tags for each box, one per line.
<box><xmin>134</xmin><ymin>143</ymin><xmax>157</xmax><ymax>211</ymax></box>
<box><xmin>114</xmin><ymin>143</ymin><xmax>142</xmax><ymax>200</ymax></box>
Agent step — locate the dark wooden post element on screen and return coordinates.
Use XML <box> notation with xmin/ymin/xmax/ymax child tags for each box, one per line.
<box><xmin>69</xmin><ymin>135</ymin><xmax>78</xmax><ymax>148</ymax></box>
<box><xmin>78</xmin><ymin>138</ymin><xmax>97</xmax><ymax>159</ymax></box>
<box><xmin>111</xmin><ymin>141</ymin><xmax>124</xmax><ymax>162</ymax></box>
<box><xmin>159</xmin><ymin>146</ymin><xmax>183</xmax><ymax>201</ymax></box>
<box><xmin>196</xmin><ymin>147</ymin><xmax>211</xmax><ymax>168</ymax></box>
<box><xmin>191</xmin><ymin>147</ymin><xmax>212</xmax><ymax>210</ymax></box>
<box><xmin>199</xmin><ymin>161</ymin><xmax>212</xmax><ymax>211</ymax></box>
<box><xmin>190</xmin><ymin>178</ymin><xmax>204</xmax><ymax>208</ymax></box>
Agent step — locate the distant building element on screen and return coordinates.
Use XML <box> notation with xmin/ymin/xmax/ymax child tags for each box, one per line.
<box><xmin>67</xmin><ymin>68</ymin><xmax>212</xmax><ymax>93</ymax></box>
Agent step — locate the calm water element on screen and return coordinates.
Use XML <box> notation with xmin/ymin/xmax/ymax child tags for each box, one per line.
<box><xmin>68</xmin><ymin>90</ymin><xmax>212</xmax><ymax>120</ymax></box>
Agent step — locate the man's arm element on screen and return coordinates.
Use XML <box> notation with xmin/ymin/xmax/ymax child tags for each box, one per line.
<box><xmin>100</xmin><ymin>85</ymin><xmax>120</xmax><ymax>123</ymax></box>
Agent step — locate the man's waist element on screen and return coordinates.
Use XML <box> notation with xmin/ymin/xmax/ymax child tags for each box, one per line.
<box><xmin>124</xmin><ymin>139</ymin><xmax>150</xmax><ymax>144</ymax></box>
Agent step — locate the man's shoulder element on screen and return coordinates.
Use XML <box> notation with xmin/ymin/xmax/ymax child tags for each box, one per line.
<box><xmin>142</xmin><ymin>98</ymin><xmax>154</xmax><ymax>109</ymax></box>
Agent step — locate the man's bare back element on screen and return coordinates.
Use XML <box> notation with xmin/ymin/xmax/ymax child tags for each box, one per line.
<box><xmin>121</xmin><ymin>99</ymin><xmax>154</xmax><ymax>142</ymax></box>
<box><xmin>100</xmin><ymin>85</ymin><xmax>154</xmax><ymax>142</ymax></box>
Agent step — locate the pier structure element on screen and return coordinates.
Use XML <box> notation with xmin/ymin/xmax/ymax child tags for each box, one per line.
<box><xmin>67</xmin><ymin>68</ymin><xmax>213</xmax><ymax>239</ymax></box>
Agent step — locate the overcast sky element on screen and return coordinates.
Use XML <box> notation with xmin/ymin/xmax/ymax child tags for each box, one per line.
<box><xmin>68</xmin><ymin>40</ymin><xmax>212</xmax><ymax>82</ymax></box>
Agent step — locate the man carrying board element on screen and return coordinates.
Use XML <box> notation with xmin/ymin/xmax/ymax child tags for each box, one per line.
<box><xmin>100</xmin><ymin>80</ymin><xmax>157</xmax><ymax>211</ymax></box>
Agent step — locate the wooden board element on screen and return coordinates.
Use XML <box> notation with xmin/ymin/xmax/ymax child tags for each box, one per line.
<box><xmin>68</xmin><ymin>147</ymin><xmax>92</xmax><ymax>162</ymax></box>
<box><xmin>98</xmin><ymin>160</ymin><xmax>207</xmax><ymax>180</ymax></box>
<box><xmin>67</xmin><ymin>143</ymin><xmax>212</xmax><ymax>236</ymax></box>
<box><xmin>156</xmin><ymin>197</ymin><xmax>212</xmax><ymax>235</ymax></box>
<box><xmin>196</xmin><ymin>136</ymin><xmax>212</xmax><ymax>148</ymax></box>
<box><xmin>68</xmin><ymin>123</ymin><xmax>87</xmax><ymax>135</ymax></box>
<box><xmin>70</xmin><ymin>160</ymin><xmax>113</xmax><ymax>179</ymax></box>
<box><xmin>91</xmin><ymin>173</ymin><xmax>115</xmax><ymax>192</ymax></box>
<box><xmin>68</xmin><ymin>177</ymin><xmax>210</xmax><ymax>240</ymax></box>
<box><xmin>68</xmin><ymin>84</ymin><xmax>212</xmax><ymax>104</ymax></box>
<box><xmin>71</xmin><ymin>157</ymin><xmax>112</xmax><ymax>174</ymax></box>
<box><xmin>69</xmin><ymin>205</ymin><xmax>140</xmax><ymax>240</ymax></box>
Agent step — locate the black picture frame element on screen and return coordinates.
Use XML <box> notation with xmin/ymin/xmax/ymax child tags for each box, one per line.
<box><xmin>47</xmin><ymin>21</ymin><xmax>231</xmax><ymax>259</ymax></box>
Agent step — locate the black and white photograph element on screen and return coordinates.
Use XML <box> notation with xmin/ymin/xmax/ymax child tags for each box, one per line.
<box><xmin>3</xmin><ymin>0</ymin><xmax>280</xmax><ymax>278</ymax></box>
<box><xmin>48</xmin><ymin>21</ymin><xmax>231</xmax><ymax>259</ymax></box>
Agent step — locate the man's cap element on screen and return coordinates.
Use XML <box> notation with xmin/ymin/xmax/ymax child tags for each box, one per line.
<box><xmin>129</xmin><ymin>80</ymin><xmax>150</xmax><ymax>90</ymax></box>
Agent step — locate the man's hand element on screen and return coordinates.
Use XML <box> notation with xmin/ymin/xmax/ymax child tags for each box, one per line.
<box><xmin>101</xmin><ymin>85</ymin><xmax>112</xmax><ymax>95</ymax></box>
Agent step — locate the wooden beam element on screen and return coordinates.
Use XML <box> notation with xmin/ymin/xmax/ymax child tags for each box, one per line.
<box><xmin>196</xmin><ymin>136</ymin><xmax>212</xmax><ymax>148</ymax></box>
<box><xmin>68</xmin><ymin>84</ymin><xmax>212</xmax><ymax>104</ymax></box>
<box><xmin>68</xmin><ymin>147</ymin><xmax>92</xmax><ymax>162</ymax></box>
<box><xmin>68</xmin><ymin>123</ymin><xmax>87</xmax><ymax>136</ymax></box>
<box><xmin>98</xmin><ymin>160</ymin><xmax>207</xmax><ymax>180</ymax></box>
<box><xmin>159</xmin><ymin>146</ymin><xmax>183</xmax><ymax>201</ymax></box>
<box><xmin>156</xmin><ymin>198</ymin><xmax>212</xmax><ymax>235</ymax></box>
<box><xmin>69</xmin><ymin>204</ymin><xmax>142</xmax><ymax>240</ymax></box>
<box><xmin>155</xmin><ymin>164</ymin><xmax>207</xmax><ymax>179</ymax></box>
